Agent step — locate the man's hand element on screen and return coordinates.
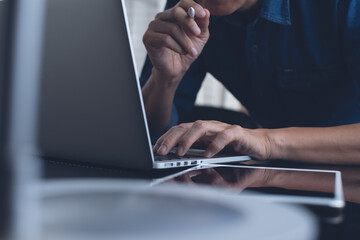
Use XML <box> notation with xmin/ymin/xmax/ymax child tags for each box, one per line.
<box><xmin>154</xmin><ymin>121</ymin><xmax>360</xmax><ymax>165</ymax></box>
<box><xmin>176</xmin><ymin>168</ymin><xmax>270</xmax><ymax>190</ymax></box>
<box><xmin>153</xmin><ymin>120</ymin><xmax>272</xmax><ymax>160</ymax></box>
<box><xmin>143</xmin><ymin>0</ymin><xmax>210</xmax><ymax>85</ymax></box>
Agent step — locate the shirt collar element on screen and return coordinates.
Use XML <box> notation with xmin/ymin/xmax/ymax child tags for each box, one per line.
<box><xmin>259</xmin><ymin>0</ymin><xmax>291</xmax><ymax>25</ymax></box>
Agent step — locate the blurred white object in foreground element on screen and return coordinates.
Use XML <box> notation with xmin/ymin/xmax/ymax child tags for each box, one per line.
<box><xmin>33</xmin><ymin>179</ymin><xmax>317</xmax><ymax>240</ymax></box>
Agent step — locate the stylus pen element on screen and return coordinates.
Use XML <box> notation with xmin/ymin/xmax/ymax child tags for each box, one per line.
<box><xmin>188</xmin><ymin>7</ymin><xmax>195</xmax><ymax>19</ymax></box>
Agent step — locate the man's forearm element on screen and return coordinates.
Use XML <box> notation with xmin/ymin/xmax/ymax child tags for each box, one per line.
<box><xmin>268</xmin><ymin>123</ymin><xmax>360</xmax><ymax>164</ymax></box>
<box><xmin>141</xmin><ymin>70</ymin><xmax>181</xmax><ymax>135</ymax></box>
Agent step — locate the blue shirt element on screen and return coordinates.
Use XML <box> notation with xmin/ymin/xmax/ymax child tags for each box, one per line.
<box><xmin>140</xmin><ymin>0</ymin><xmax>360</xmax><ymax>130</ymax></box>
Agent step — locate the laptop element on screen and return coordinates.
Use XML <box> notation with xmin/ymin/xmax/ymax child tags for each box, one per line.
<box><xmin>38</xmin><ymin>0</ymin><xmax>251</xmax><ymax>170</ymax></box>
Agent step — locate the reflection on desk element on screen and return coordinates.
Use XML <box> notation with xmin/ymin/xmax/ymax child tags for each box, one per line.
<box><xmin>159</xmin><ymin>164</ymin><xmax>343</xmax><ymax>208</ymax></box>
<box><xmin>252</xmin><ymin>161</ymin><xmax>360</xmax><ymax>240</ymax></box>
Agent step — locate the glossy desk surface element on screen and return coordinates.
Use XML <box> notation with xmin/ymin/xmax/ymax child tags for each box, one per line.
<box><xmin>43</xmin><ymin>159</ymin><xmax>360</xmax><ymax>240</ymax></box>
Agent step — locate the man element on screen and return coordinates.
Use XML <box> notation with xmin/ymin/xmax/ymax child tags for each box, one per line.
<box><xmin>140</xmin><ymin>0</ymin><xmax>360</xmax><ymax>164</ymax></box>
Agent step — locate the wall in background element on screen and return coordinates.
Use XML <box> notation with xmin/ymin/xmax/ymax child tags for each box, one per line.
<box><xmin>125</xmin><ymin>0</ymin><xmax>242</xmax><ymax>111</ymax></box>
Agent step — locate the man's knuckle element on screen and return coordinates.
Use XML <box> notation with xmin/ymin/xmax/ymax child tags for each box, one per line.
<box><xmin>232</xmin><ymin>125</ymin><xmax>242</xmax><ymax>131</ymax></box>
<box><xmin>179</xmin><ymin>0</ymin><xmax>190</xmax><ymax>6</ymax></box>
<box><xmin>172</xmin><ymin>6</ymin><xmax>182</xmax><ymax>16</ymax></box>
<box><xmin>178</xmin><ymin>139</ymin><xmax>188</xmax><ymax>147</ymax></box>
<box><xmin>193</xmin><ymin>120</ymin><xmax>206</xmax><ymax>129</ymax></box>
<box><xmin>161</xmin><ymin>35</ymin><xmax>171</xmax><ymax>44</ymax></box>
<box><xmin>155</xmin><ymin>12</ymin><xmax>162</xmax><ymax>20</ymax></box>
<box><xmin>169</xmin><ymin>125</ymin><xmax>178</xmax><ymax>131</ymax></box>
<box><xmin>209</xmin><ymin>120</ymin><xmax>219</xmax><ymax>124</ymax></box>
<box><xmin>176</xmin><ymin>124</ymin><xmax>187</xmax><ymax>131</ymax></box>
<box><xmin>142</xmin><ymin>33</ymin><xmax>148</xmax><ymax>44</ymax></box>
<box><xmin>211</xmin><ymin>142</ymin><xmax>222</xmax><ymax>151</ymax></box>
<box><xmin>220</xmin><ymin>130</ymin><xmax>232</xmax><ymax>140</ymax></box>
<box><xmin>177</xmin><ymin>123</ymin><xmax>185</xmax><ymax>128</ymax></box>
<box><xmin>162</xmin><ymin>139</ymin><xmax>172</xmax><ymax>146</ymax></box>
<box><xmin>155</xmin><ymin>139</ymin><xmax>162</xmax><ymax>145</ymax></box>
<box><xmin>168</xmin><ymin>127</ymin><xmax>178</xmax><ymax>134</ymax></box>
<box><xmin>148</xmin><ymin>20</ymin><xmax>154</xmax><ymax>28</ymax></box>
<box><xmin>149</xmin><ymin>20</ymin><xmax>158</xmax><ymax>30</ymax></box>
<box><xmin>231</xmin><ymin>125</ymin><xmax>244</xmax><ymax>135</ymax></box>
<box><xmin>169</xmin><ymin>25</ymin><xmax>179</xmax><ymax>36</ymax></box>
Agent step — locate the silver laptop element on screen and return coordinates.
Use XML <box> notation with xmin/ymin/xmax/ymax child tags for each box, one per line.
<box><xmin>38</xmin><ymin>0</ymin><xmax>250</xmax><ymax>170</ymax></box>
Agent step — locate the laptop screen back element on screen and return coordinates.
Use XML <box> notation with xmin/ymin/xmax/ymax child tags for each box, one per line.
<box><xmin>38</xmin><ymin>0</ymin><xmax>153</xmax><ymax>169</ymax></box>
<box><xmin>0</xmin><ymin>0</ymin><xmax>8</xmax><ymax>154</ymax></box>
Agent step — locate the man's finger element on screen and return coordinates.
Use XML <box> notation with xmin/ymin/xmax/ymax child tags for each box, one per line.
<box><xmin>177</xmin><ymin>0</ymin><xmax>210</xmax><ymax>36</ymax></box>
<box><xmin>144</xmin><ymin>31</ymin><xmax>186</xmax><ymax>55</ymax></box>
<box><xmin>155</xmin><ymin>124</ymin><xmax>191</xmax><ymax>155</ymax></box>
<box><xmin>176</xmin><ymin>121</ymin><xmax>225</xmax><ymax>155</ymax></box>
<box><xmin>196</xmin><ymin>8</ymin><xmax>210</xmax><ymax>36</ymax></box>
<box><xmin>175</xmin><ymin>121</ymin><xmax>211</xmax><ymax>156</ymax></box>
<box><xmin>150</xmin><ymin>20</ymin><xmax>197</xmax><ymax>56</ymax></box>
<box><xmin>158</xmin><ymin>6</ymin><xmax>201</xmax><ymax>36</ymax></box>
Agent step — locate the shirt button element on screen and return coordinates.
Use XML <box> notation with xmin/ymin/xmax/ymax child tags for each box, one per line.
<box><xmin>252</xmin><ymin>44</ymin><xmax>259</xmax><ymax>52</ymax></box>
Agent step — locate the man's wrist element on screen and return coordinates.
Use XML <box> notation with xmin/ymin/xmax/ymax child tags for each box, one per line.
<box><xmin>151</xmin><ymin>68</ymin><xmax>184</xmax><ymax>90</ymax></box>
<box><xmin>265</xmin><ymin>128</ymin><xmax>287</xmax><ymax>160</ymax></box>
